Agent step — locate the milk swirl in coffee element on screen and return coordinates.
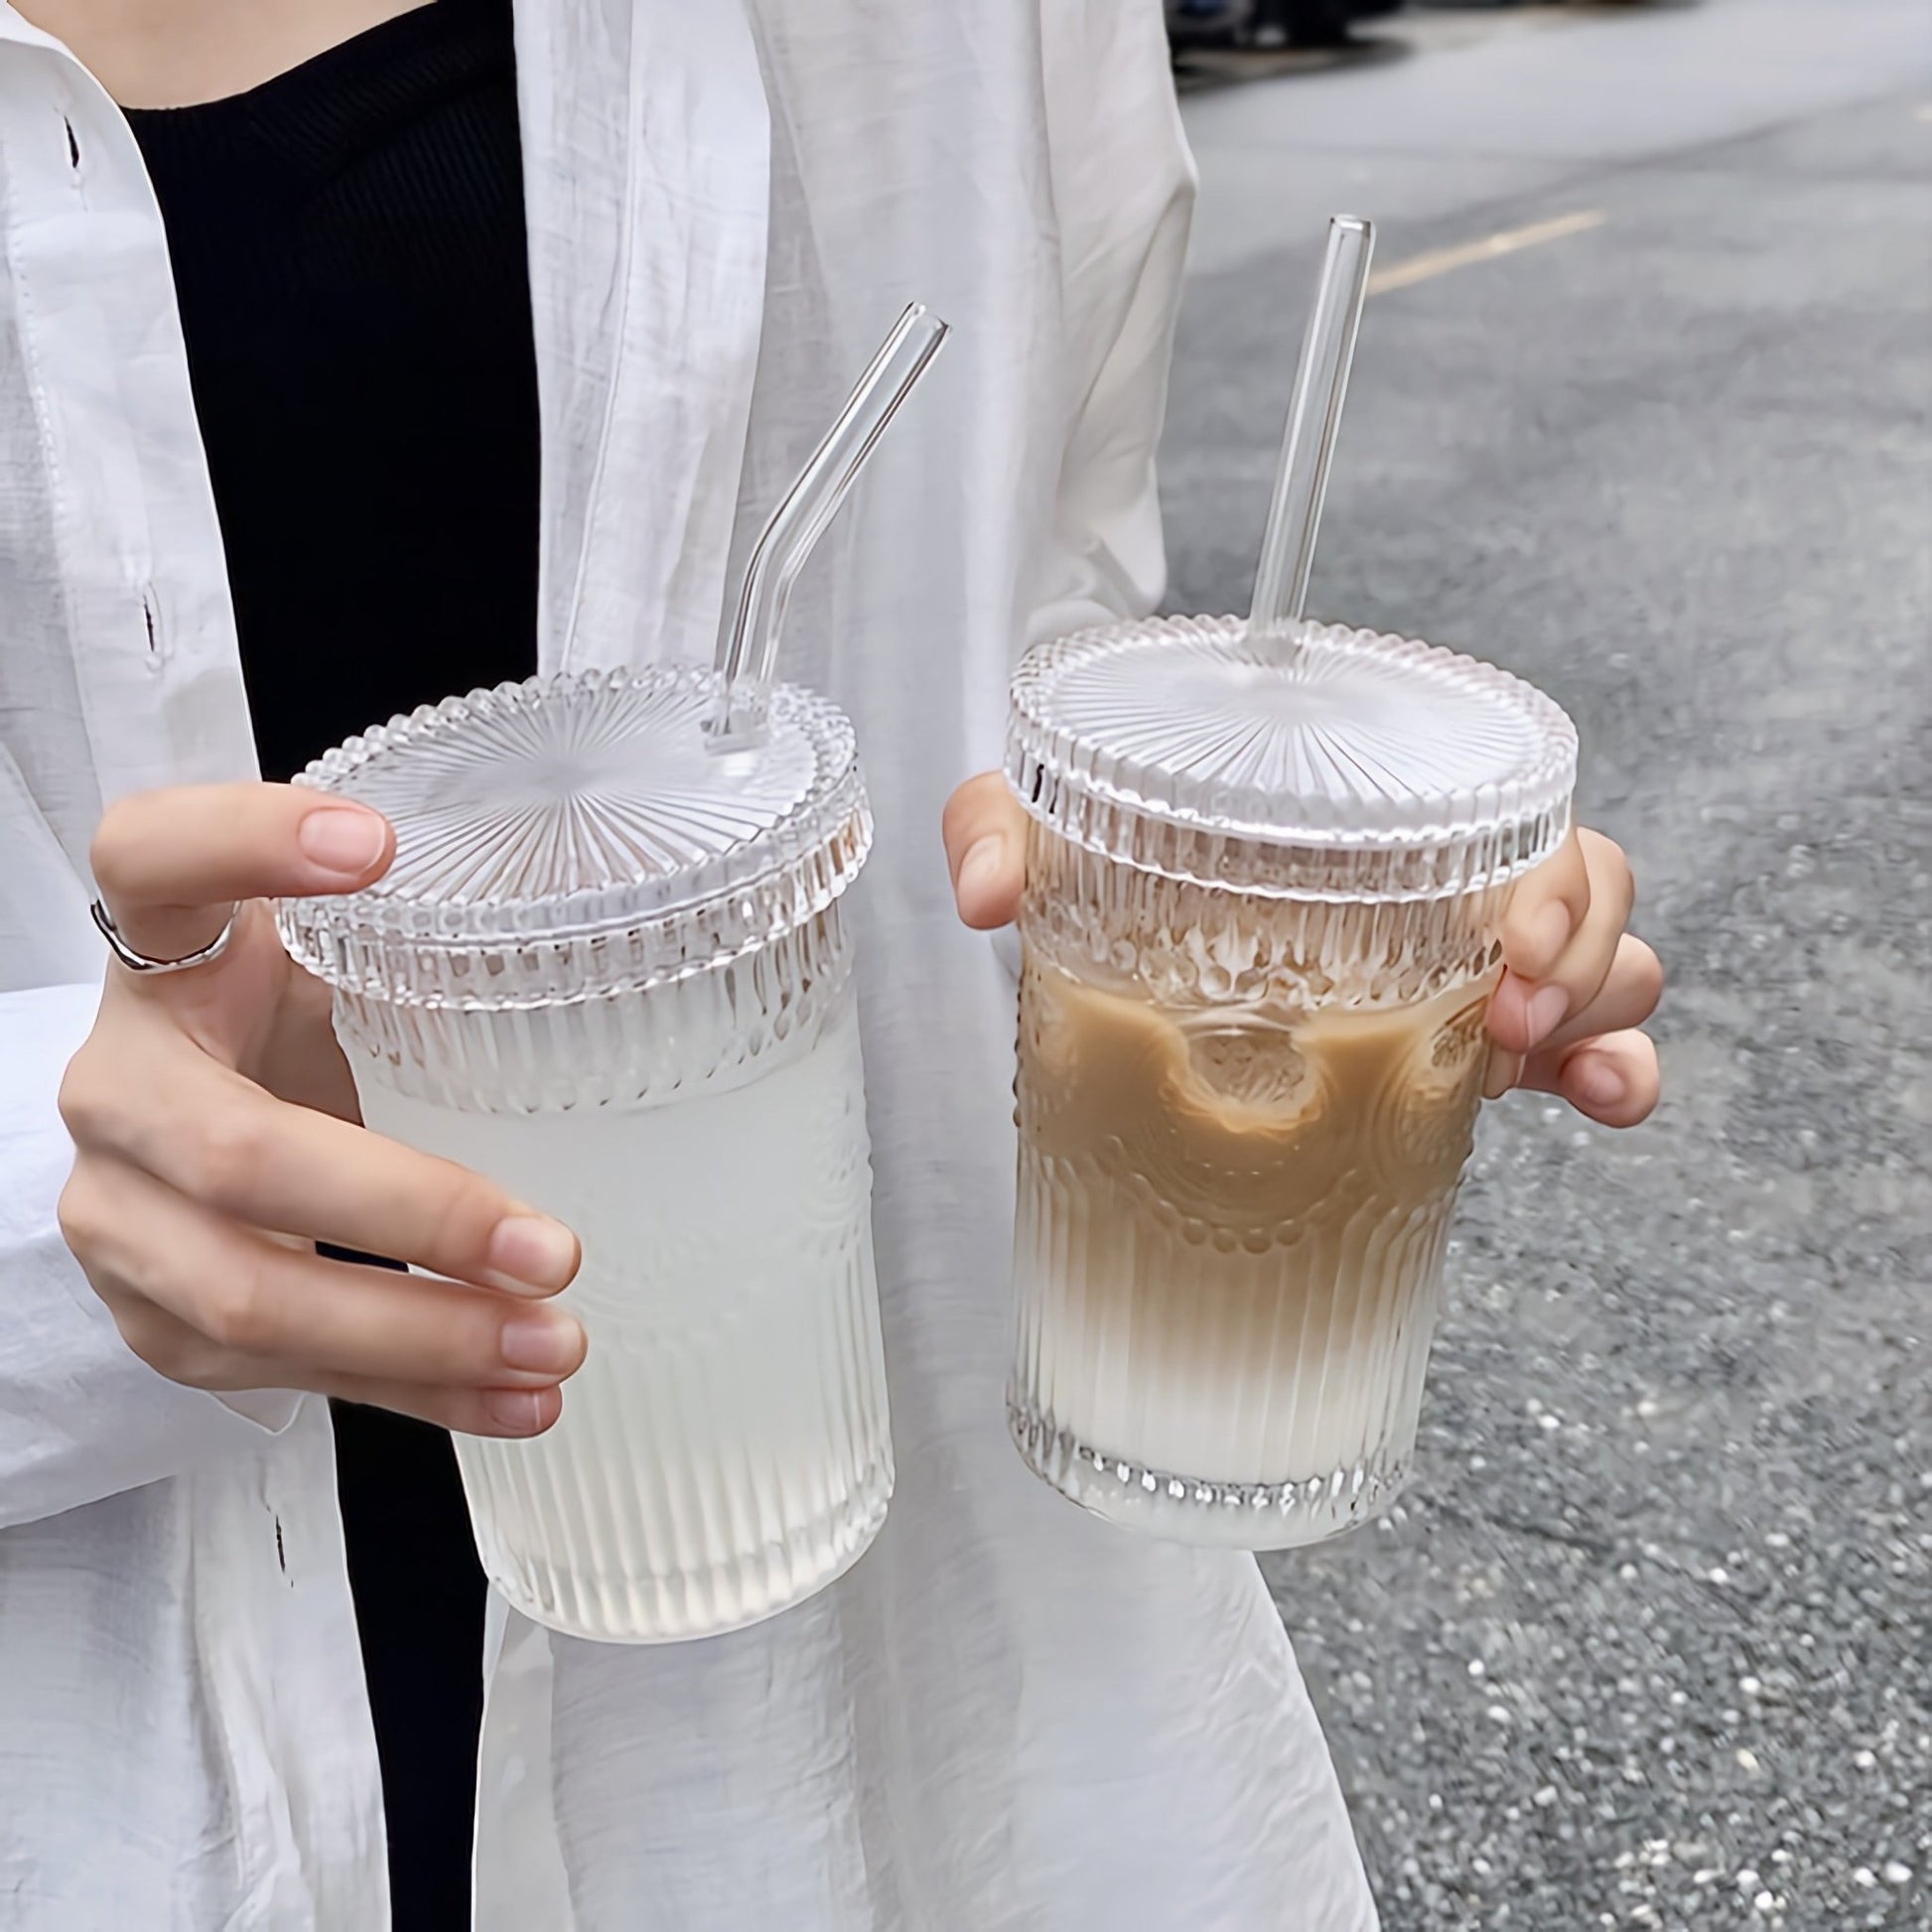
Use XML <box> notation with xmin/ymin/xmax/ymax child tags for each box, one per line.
<box><xmin>1013</xmin><ymin>951</ymin><xmax>1494</xmax><ymax>1522</ymax></box>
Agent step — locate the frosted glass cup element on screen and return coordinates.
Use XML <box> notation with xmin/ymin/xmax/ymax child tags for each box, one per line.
<box><xmin>1005</xmin><ymin>618</ymin><xmax>1578</xmax><ymax>1549</ymax></box>
<box><xmin>279</xmin><ymin>669</ymin><xmax>892</xmax><ymax>1642</ymax></box>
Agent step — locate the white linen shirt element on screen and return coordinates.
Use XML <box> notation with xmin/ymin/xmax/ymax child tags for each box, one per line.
<box><xmin>0</xmin><ymin>3</ymin><xmax>1378</xmax><ymax>1926</ymax></box>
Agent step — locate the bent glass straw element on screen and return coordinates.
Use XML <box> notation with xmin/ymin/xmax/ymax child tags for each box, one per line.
<box><xmin>712</xmin><ymin>304</ymin><xmax>951</xmax><ymax>745</ymax></box>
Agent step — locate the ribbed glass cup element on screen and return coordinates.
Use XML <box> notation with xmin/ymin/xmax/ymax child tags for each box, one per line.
<box><xmin>1005</xmin><ymin>618</ymin><xmax>1577</xmax><ymax>1548</ymax></box>
<box><xmin>280</xmin><ymin>669</ymin><xmax>893</xmax><ymax>1641</ymax></box>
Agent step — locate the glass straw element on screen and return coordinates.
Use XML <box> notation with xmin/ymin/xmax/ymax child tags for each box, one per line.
<box><xmin>711</xmin><ymin>303</ymin><xmax>950</xmax><ymax>745</ymax></box>
<box><xmin>1249</xmin><ymin>215</ymin><xmax>1375</xmax><ymax>654</ymax></box>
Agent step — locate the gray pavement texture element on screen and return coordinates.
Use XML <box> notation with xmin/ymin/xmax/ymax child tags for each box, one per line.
<box><xmin>1162</xmin><ymin>4</ymin><xmax>1932</xmax><ymax>1927</ymax></box>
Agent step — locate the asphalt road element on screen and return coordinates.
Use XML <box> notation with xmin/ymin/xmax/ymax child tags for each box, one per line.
<box><xmin>1163</xmin><ymin>4</ymin><xmax>1932</xmax><ymax>1926</ymax></box>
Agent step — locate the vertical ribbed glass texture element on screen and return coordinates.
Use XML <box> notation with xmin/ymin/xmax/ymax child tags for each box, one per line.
<box><xmin>346</xmin><ymin>930</ymin><xmax>891</xmax><ymax>1640</ymax></box>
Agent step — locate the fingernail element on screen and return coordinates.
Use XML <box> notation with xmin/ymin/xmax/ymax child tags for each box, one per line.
<box><xmin>483</xmin><ymin>1213</ymin><xmax>580</xmax><ymax>1295</ymax></box>
<box><xmin>1482</xmin><ymin>1044</ymin><xmax>1523</xmax><ymax>1101</ymax></box>
<box><xmin>1526</xmin><ymin>898</ymin><xmax>1574</xmax><ymax>970</ymax></box>
<box><xmin>1568</xmin><ymin>1055</ymin><xmax>1627</xmax><ymax>1112</ymax></box>
<box><xmin>499</xmin><ymin>1311</ymin><xmax>585</xmax><ymax>1375</ymax></box>
<box><xmin>298</xmin><ymin>806</ymin><xmax>387</xmax><ymax>878</ymax></box>
<box><xmin>1524</xmin><ymin>982</ymin><xmax>1571</xmax><ymax>1048</ymax></box>
<box><xmin>482</xmin><ymin>1389</ymin><xmax>546</xmax><ymax>1435</ymax></box>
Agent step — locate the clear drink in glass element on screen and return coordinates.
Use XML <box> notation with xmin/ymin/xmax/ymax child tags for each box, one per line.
<box><xmin>281</xmin><ymin>667</ymin><xmax>891</xmax><ymax>1640</ymax></box>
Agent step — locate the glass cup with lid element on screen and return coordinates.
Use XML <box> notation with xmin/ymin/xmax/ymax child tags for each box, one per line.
<box><xmin>280</xmin><ymin>666</ymin><xmax>890</xmax><ymax>1640</ymax></box>
<box><xmin>1004</xmin><ymin>614</ymin><xmax>1578</xmax><ymax>1548</ymax></box>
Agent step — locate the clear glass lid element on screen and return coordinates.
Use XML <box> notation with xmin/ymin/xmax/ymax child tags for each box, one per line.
<box><xmin>1007</xmin><ymin>617</ymin><xmax>1577</xmax><ymax>900</ymax></box>
<box><xmin>279</xmin><ymin>667</ymin><xmax>870</xmax><ymax>1008</ymax></box>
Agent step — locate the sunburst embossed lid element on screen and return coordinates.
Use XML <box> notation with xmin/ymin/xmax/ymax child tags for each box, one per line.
<box><xmin>279</xmin><ymin>667</ymin><xmax>870</xmax><ymax>1008</ymax></box>
<box><xmin>1007</xmin><ymin>617</ymin><xmax>1577</xmax><ymax>901</ymax></box>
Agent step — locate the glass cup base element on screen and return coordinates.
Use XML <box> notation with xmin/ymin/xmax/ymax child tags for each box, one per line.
<box><xmin>475</xmin><ymin>1452</ymin><xmax>894</xmax><ymax>1645</ymax></box>
<box><xmin>1008</xmin><ymin>1398</ymin><xmax>1409</xmax><ymax>1551</ymax></box>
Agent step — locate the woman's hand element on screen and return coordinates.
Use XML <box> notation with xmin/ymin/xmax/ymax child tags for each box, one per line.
<box><xmin>942</xmin><ymin>774</ymin><xmax>1661</xmax><ymax>1129</ymax></box>
<box><xmin>58</xmin><ymin>784</ymin><xmax>586</xmax><ymax>1437</ymax></box>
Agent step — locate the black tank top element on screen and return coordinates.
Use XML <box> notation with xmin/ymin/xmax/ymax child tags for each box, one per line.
<box><xmin>128</xmin><ymin>5</ymin><xmax>538</xmax><ymax>1922</ymax></box>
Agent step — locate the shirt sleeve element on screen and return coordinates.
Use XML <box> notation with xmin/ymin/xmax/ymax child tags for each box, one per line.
<box><xmin>1027</xmin><ymin>2</ymin><xmax>1198</xmax><ymax>647</ymax></box>
<box><xmin>0</xmin><ymin>981</ymin><xmax>301</xmax><ymax>1530</ymax></box>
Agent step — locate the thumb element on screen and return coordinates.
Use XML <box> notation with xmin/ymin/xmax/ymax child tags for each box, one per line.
<box><xmin>941</xmin><ymin>772</ymin><xmax>1029</xmax><ymax>931</ymax></box>
<box><xmin>92</xmin><ymin>783</ymin><xmax>394</xmax><ymax>966</ymax></box>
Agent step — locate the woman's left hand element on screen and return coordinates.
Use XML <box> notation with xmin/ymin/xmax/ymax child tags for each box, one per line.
<box><xmin>942</xmin><ymin>774</ymin><xmax>1662</xmax><ymax>1130</ymax></box>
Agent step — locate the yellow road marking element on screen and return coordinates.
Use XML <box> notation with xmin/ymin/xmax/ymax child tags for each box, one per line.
<box><xmin>1367</xmin><ymin>210</ymin><xmax>1608</xmax><ymax>297</ymax></box>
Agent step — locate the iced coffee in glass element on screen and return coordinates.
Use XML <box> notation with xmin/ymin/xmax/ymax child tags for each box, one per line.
<box><xmin>1005</xmin><ymin>615</ymin><xmax>1577</xmax><ymax>1548</ymax></box>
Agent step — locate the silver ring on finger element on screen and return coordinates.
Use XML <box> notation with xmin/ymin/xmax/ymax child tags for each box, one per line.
<box><xmin>90</xmin><ymin>899</ymin><xmax>239</xmax><ymax>976</ymax></box>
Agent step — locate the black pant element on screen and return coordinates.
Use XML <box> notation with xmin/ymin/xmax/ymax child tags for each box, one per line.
<box><xmin>333</xmin><ymin>1400</ymin><xmax>487</xmax><ymax>1931</ymax></box>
